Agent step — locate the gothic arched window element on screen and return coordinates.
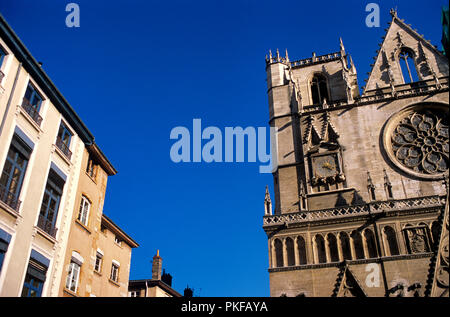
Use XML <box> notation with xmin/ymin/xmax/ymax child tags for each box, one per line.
<box><xmin>383</xmin><ymin>226</ymin><xmax>400</xmax><ymax>256</ymax></box>
<box><xmin>431</xmin><ymin>221</ymin><xmax>441</xmax><ymax>248</ymax></box>
<box><xmin>351</xmin><ymin>231</ymin><xmax>365</xmax><ymax>259</ymax></box>
<box><xmin>314</xmin><ymin>235</ymin><xmax>327</xmax><ymax>264</ymax></box>
<box><xmin>339</xmin><ymin>232</ymin><xmax>352</xmax><ymax>260</ymax></box>
<box><xmin>297</xmin><ymin>236</ymin><xmax>307</xmax><ymax>265</ymax></box>
<box><xmin>399</xmin><ymin>48</ymin><xmax>419</xmax><ymax>83</ymax></box>
<box><xmin>364</xmin><ymin>229</ymin><xmax>378</xmax><ymax>258</ymax></box>
<box><xmin>327</xmin><ymin>233</ymin><xmax>340</xmax><ymax>262</ymax></box>
<box><xmin>274</xmin><ymin>239</ymin><xmax>284</xmax><ymax>268</ymax></box>
<box><xmin>310</xmin><ymin>74</ymin><xmax>329</xmax><ymax>105</ymax></box>
<box><xmin>286</xmin><ymin>237</ymin><xmax>295</xmax><ymax>266</ymax></box>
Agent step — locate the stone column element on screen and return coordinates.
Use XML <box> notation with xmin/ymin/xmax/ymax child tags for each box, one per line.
<box><xmin>294</xmin><ymin>237</ymin><xmax>300</xmax><ymax>266</ymax></box>
<box><xmin>282</xmin><ymin>238</ymin><xmax>288</xmax><ymax>267</ymax></box>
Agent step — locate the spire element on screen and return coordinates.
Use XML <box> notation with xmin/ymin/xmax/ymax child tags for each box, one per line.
<box><xmin>285</xmin><ymin>48</ymin><xmax>289</xmax><ymax>63</ymax></box>
<box><xmin>276</xmin><ymin>48</ymin><xmax>280</xmax><ymax>61</ymax></box>
<box><xmin>389</xmin><ymin>7</ymin><xmax>397</xmax><ymax>18</ymax></box>
<box><xmin>349</xmin><ymin>55</ymin><xmax>357</xmax><ymax>74</ymax></box>
<box><xmin>264</xmin><ymin>186</ymin><xmax>272</xmax><ymax>215</ymax></box>
<box><xmin>383</xmin><ymin>169</ymin><xmax>394</xmax><ymax>199</ymax></box>
<box><xmin>339</xmin><ymin>37</ymin><xmax>346</xmax><ymax>56</ymax></box>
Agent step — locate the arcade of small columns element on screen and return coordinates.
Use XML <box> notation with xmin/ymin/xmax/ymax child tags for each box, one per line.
<box><xmin>269</xmin><ymin>220</ymin><xmax>440</xmax><ymax>268</ymax></box>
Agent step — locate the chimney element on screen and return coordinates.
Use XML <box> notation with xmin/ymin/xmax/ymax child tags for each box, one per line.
<box><xmin>152</xmin><ymin>249</ymin><xmax>162</xmax><ymax>280</ymax></box>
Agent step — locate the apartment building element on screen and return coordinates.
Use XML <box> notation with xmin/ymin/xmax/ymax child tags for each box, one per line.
<box><xmin>0</xmin><ymin>13</ymin><xmax>137</xmax><ymax>297</ymax></box>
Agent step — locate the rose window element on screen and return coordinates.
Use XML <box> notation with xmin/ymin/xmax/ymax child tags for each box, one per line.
<box><xmin>391</xmin><ymin>109</ymin><xmax>448</xmax><ymax>175</ymax></box>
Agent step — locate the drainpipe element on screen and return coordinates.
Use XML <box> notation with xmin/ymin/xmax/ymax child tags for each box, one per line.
<box><xmin>0</xmin><ymin>62</ymin><xmax>22</xmax><ymax>138</ymax></box>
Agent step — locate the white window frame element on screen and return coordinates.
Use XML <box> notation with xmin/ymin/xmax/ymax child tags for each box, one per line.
<box><xmin>66</xmin><ymin>261</ymin><xmax>81</xmax><ymax>293</ymax></box>
<box><xmin>77</xmin><ymin>196</ymin><xmax>91</xmax><ymax>226</ymax></box>
<box><xmin>94</xmin><ymin>252</ymin><xmax>103</xmax><ymax>273</ymax></box>
<box><xmin>110</xmin><ymin>263</ymin><xmax>119</xmax><ymax>282</ymax></box>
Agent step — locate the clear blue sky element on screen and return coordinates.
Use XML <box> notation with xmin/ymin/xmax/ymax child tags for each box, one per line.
<box><xmin>0</xmin><ymin>0</ymin><xmax>446</xmax><ymax>297</ymax></box>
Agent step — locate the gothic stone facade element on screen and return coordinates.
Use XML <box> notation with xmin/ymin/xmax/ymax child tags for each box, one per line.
<box><xmin>263</xmin><ymin>10</ymin><xmax>449</xmax><ymax>297</ymax></box>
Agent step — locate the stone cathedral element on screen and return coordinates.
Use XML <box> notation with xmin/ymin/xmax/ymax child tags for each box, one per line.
<box><xmin>262</xmin><ymin>9</ymin><xmax>449</xmax><ymax>297</ymax></box>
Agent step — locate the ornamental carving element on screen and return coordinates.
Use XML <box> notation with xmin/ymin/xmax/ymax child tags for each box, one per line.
<box><xmin>391</xmin><ymin>110</ymin><xmax>448</xmax><ymax>175</ymax></box>
<box><xmin>383</xmin><ymin>103</ymin><xmax>449</xmax><ymax>180</ymax></box>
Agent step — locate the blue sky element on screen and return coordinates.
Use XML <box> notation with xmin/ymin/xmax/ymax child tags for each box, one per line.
<box><xmin>0</xmin><ymin>0</ymin><xmax>447</xmax><ymax>297</ymax></box>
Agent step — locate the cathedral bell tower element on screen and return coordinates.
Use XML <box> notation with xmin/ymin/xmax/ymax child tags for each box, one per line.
<box><xmin>263</xmin><ymin>9</ymin><xmax>449</xmax><ymax>297</ymax></box>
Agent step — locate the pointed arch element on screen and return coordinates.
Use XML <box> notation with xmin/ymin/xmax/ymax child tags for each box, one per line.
<box><xmin>364</xmin><ymin>229</ymin><xmax>378</xmax><ymax>258</ymax></box>
<box><xmin>314</xmin><ymin>234</ymin><xmax>327</xmax><ymax>264</ymax></box>
<box><xmin>431</xmin><ymin>221</ymin><xmax>441</xmax><ymax>248</ymax></box>
<box><xmin>326</xmin><ymin>233</ymin><xmax>340</xmax><ymax>262</ymax></box>
<box><xmin>274</xmin><ymin>239</ymin><xmax>284</xmax><ymax>268</ymax></box>
<box><xmin>297</xmin><ymin>236</ymin><xmax>307</xmax><ymax>265</ymax></box>
<box><xmin>310</xmin><ymin>73</ymin><xmax>329</xmax><ymax>105</ymax></box>
<box><xmin>398</xmin><ymin>47</ymin><xmax>420</xmax><ymax>83</ymax></box>
<box><xmin>339</xmin><ymin>232</ymin><xmax>352</xmax><ymax>260</ymax></box>
<box><xmin>351</xmin><ymin>231</ymin><xmax>365</xmax><ymax>259</ymax></box>
<box><xmin>383</xmin><ymin>226</ymin><xmax>400</xmax><ymax>256</ymax></box>
<box><xmin>285</xmin><ymin>237</ymin><xmax>295</xmax><ymax>266</ymax></box>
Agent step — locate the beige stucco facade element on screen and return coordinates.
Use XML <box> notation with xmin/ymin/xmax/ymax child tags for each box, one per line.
<box><xmin>58</xmin><ymin>145</ymin><xmax>138</xmax><ymax>298</ymax></box>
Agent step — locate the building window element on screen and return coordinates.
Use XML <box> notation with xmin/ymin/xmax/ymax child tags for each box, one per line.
<box><xmin>399</xmin><ymin>48</ymin><xmax>419</xmax><ymax>83</ymax></box>
<box><xmin>285</xmin><ymin>237</ymin><xmax>295</xmax><ymax>266</ymax></box>
<box><xmin>77</xmin><ymin>196</ymin><xmax>91</xmax><ymax>226</ymax></box>
<box><xmin>86</xmin><ymin>157</ymin><xmax>97</xmax><ymax>179</ymax></box>
<box><xmin>0</xmin><ymin>45</ymin><xmax>6</xmax><ymax>66</ymax></box>
<box><xmin>431</xmin><ymin>221</ymin><xmax>441</xmax><ymax>249</ymax></box>
<box><xmin>297</xmin><ymin>236</ymin><xmax>307</xmax><ymax>265</ymax></box>
<box><xmin>66</xmin><ymin>261</ymin><xmax>81</xmax><ymax>293</ymax></box>
<box><xmin>364</xmin><ymin>229</ymin><xmax>378</xmax><ymax>258</ymax></box>
<box><xmin>339</xmin><ymin>232</ymin><xmax>352</xmax><ymax>260</ymax></box>
<box><xmin>21</xmin><ymin>254</ymin><xmax>49</xmax><ymax>297</ymax></box>
<box><xmin>21</xmin><ymin>274</ymin><xmax>44</xmax><ymax>297</ymax></box>
<box><xmin>0</xmin><ymin>45</ymin><xmax>7</xmax><ymax>82</ymax></box>
<box><xmin>0</xmin><ymin>135</ymin><xmax>31</xmax><ymax>211</ymax></box>
<box><xmin>0</xmin><ymin>231</ymin><xmax>11</xmax><ymax>273</ymax></box>
<box><xmin>56</xmin><ymin>122</ymin><xmax>73</xmax><ymax>159</ymax></box>
<box><xmin>351</xmin><ymin>231</ymin><xmax>365</xmax><ymax>260</ymax></box>
<box><xmin>314</xmin><ymin>235</ymin><xmax>327</xmax><ymax>264</ymax></box>
<box><xmin>94</xmin><ymin>252</ymin><xmax>103</xmax><ymax>273</ymax></box>
<box><xmin>310</xmin><ymin>74</ymin><xmax>329</xmax><ymax>105</ymax></box>
<box><xmin>114</xmin><ymin>236</ymin><xmax>122</xmax><ymax>246</ymax></box>
<box><xmin>110</xmin><ymin>263</ymin><xmax>119</xmax><ymax>282</ymax></box>
<box><xmin>274</xmin><ymin>239</ymin><xmax>283</xmax><ymax>268</ymax></box>
<box><xmin>38</xmin><ymin>169</ymin><xmax>65</xmax><ymax>238</ymax></box>
<box><xmin>21</xmin><ymin>83</ymin><xmax>44</xmax><ymax>126</ymax></box>
<box><xmin>326</xmin><ymin>233</ymin><xmax>339</xmax><ymax>262</ymax></box>
<box><xmin>383</xmin><ymin>226</ymin><xmax>400</xmax><ymax>256</ymax></box>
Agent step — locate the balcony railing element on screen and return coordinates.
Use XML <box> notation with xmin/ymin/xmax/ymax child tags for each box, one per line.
<box><xmin>21</xmin><ymin>98</ymin><xmax>43</xmax><ymax>127</ymax></box>
<box><xmin>0</xmin><ymin>185</ymin><xmax>21</xmax><ymax>212</ymax></box>
<box><xmin>37</xmin><ymin>214</ymin><xmax>58</xmax><ymax>238</ymax></box>
<box><xmin>55</xmin><ymin>137</ymin><xmax>72</xmax><ymax>160</ymax></box>
<box><xmin>263</xmin><ymin>195</ymin><xmax>446</xmax><ymax>227</ymax></box>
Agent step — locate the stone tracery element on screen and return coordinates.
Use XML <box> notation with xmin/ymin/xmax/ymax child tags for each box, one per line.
<box><xmin>391</xmin><ymin>109</ymin><xmax>449</xmax><ymax>175</ymax></box>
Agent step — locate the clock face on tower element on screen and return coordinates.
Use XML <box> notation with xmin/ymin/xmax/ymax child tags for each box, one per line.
<box><xmin>313</xmin><ymin>154</ymin><xmax>339</xmax><ymax>177</ymax></box>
